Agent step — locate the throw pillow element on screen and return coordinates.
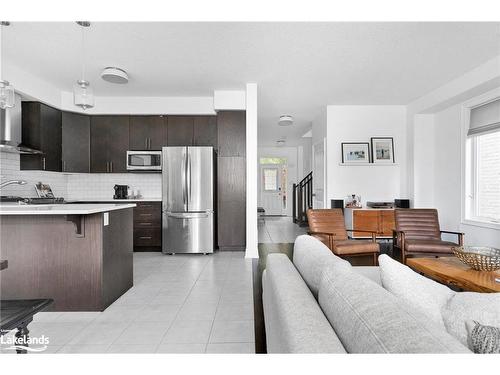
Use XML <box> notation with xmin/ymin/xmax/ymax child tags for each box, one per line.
<box><xmin>442</xmin><ymin>292</ymin><xmax>500</xmax><ymax>347</ymax></box>
<box><xmin>378</xmin><ymin>254</ymin><xmax>454</xmax><ymax>327</ymax></box>
<box><xmin>466</xmin><ymin>321</ymin><xmax>500</xmax><ymax>354</ymax></box>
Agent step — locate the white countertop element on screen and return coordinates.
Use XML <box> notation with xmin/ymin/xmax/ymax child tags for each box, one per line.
<box><xmin>0</xmin><ymin>203</ymin><xmax>137</xmax><ymax>215</ymax></box>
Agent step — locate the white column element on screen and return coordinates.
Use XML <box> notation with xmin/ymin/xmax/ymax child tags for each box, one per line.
<box><xmin>245</xmin><ymin>83</ymin><xmax>258</xmax><ymax>258</ymax></box>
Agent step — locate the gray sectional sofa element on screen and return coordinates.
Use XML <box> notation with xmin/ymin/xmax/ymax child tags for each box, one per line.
<box><xmin>262</xmin><ymin>235</ymin><xmax>471</xmax><ymax>353</ymax></box>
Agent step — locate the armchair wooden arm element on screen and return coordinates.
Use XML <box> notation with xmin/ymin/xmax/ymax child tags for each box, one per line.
<box><xmin>392</xmin><ymin>229</ymin><xmax>406</xmax><ymax>249</ymax></box>
<box><xmin>307</xmin><ymin>231</ymin><xmax>336</xmax><ymax>250</ymax></box>
<box><xmin>440</xmin><ymin>230</ymin><xmax>465</xmax><ymax>246</ymax></box>
<box><xmin>345</xmin><ymin>229</ymin><xmax>378</xmax><ymax>242</ymax></box>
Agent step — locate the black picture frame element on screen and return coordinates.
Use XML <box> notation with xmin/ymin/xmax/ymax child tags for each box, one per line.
<box><xmin>341</xmin><ymin>142</ymin><xmax>371</xmax><ymax>163</ymax></box>
<box><xmin>370</xmin><ymin>137</ymin><xmax>395</xmax><ymax>163</ymax></box>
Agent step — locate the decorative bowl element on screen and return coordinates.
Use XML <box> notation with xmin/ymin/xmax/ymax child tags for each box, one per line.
<box><xmin>453</xmin><ymin>246</ymin><xmax>500</xmax><ymax>271</ymax></box>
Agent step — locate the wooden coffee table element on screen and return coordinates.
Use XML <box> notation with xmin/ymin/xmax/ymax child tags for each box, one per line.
<box><xmin>407</xmin><ymin>257</ymin><xmax>500</xmax><ymax>293</ymax></box>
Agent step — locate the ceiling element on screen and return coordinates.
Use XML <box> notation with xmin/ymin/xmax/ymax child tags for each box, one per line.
<box><xmin>3</xmin><ymin>22</ymin><xmax>500</xmax><ymax>146</ymax></box>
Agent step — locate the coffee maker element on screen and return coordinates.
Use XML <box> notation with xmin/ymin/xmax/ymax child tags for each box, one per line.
<box><xmin>113</xmin><ymin>184</ymin><xmax>129</xmax><ymax>199</ymax></box>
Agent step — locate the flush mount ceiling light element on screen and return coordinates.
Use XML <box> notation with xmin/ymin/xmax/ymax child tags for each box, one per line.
<box><xmin>0</xmin><ymin>22</ymin><xmax>15</xmax><ymax>109</ymax></box>
<box><xmin>73</xmin><ymin>21</ymin><xmax>94</xmax><ymax>110</ymax></box>
<box><xmin>101</xmin><ymin>67</ymin><xmax>129</xmax><ymax>84</ymax></box>
<box><xmin>276</xmin><ymin>140</ymin><xmax>286</xmax><ymax>146</ymax></box>
<box><xmin>278</xmin><ymin>115</ymin><xmax>293</xmax><ymax>126</ymax></box>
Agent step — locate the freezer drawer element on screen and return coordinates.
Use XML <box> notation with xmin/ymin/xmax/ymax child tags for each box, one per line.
<box><xmin>162</xmin><ymin>212</ymin><xmax>214</xmax><ymax>254</ymax></box>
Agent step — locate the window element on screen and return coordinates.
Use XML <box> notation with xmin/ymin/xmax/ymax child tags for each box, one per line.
<box><xmin>465</xmin><ymin>97</ymin><xmax>500</xmax><ymax>225</ymax></box>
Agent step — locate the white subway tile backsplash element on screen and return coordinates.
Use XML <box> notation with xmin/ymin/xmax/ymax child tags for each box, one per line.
<box><xmin>0</xmin><ymin>153</ymin><xmax>161</xmax><ymax>200</ymax></box>
<box><xmin>66</xmin><ymin>173</ymin><xmax>161</xmax><ymax>200</ymax></box>
<box><xmin>0</xmin><ymin>153</ymin><xmax>67</xmax><ymax>198</ymax></box>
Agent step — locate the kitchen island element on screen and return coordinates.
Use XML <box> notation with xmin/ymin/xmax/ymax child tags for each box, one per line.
<box><xmin>0</xmin><ymin>203</ymin><xmax>135</xmax><ymax>311</ymax></box>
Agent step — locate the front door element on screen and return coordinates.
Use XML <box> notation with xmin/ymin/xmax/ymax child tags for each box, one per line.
<box><xmin>260</xmin><ymin>164</ymin><xmax>286</xmax><ymax>215</ymax></box>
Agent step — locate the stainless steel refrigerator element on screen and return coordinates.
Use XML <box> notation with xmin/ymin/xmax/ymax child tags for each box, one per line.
<box><xmin>162</xmin><ymin>146</ymin><xmax>214</xmax><ymax>254</ymax></box>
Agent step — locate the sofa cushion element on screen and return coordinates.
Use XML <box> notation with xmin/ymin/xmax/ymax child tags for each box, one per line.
<box><xmin>378</xmin><ymin>254</ymin><xmax>453</xmax><ymax>327</ymax></box>
<box><xmin>466</xmin><ymin>321</ymin><xmax>500</xmax><ymax>354</ymax></box>
<box><xmin>352</xmin><ymin>266</ymin><xmax>382</xmax><ymax>285</ymax></box>
<box><xmin>292</xmin><ymin>235</ymin><xmax>350</xmax><ymax>298</ymax></box>
<box><xmin>333</xmin><ymin>240</ymin><xmax>380</xmax><ymax>255</ymax></box>
<box><xmin>379</xmin><ymin>254</ymin><xmax>500</xmax><ymax>348</ymax></box>
<box><xmin>318</xmin><ymin>262</ymin><xmax>469</xmax><ymax>353</ymax></box>
<box><xmin>263</xmin><ymin>253</ymin><xmax>346</xmax><ymax>353</ymax></box>
<box><xmin>404</xmin><ymin>239</ymin><xmax>457</xmax><ymax>254</ymax></box>
<box><xmin>442</xmin><ymin>292</ymin><xmax>500</xmax><ymax>347</ymax></box>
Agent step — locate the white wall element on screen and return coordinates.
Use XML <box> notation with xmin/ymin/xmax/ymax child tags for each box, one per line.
<box><xmin>257</xmin><ymin>146</ymin><xmax>298</xmax><ymax>216</ymax></box>
<box><xmin>429</xmin><ymin>103</ymin><xmax>500</xmax><ymax>247</ymax></box>
<box><xmin>245</xmin><ymin>83</ymin><xmax>258</xmax><ymax>258</ymax></box>
<box><xmin>297</xmin><ymin>136</ymin><xmax>312</xmax><ymax>179</ymax></box>
<box><xmin>326</xmin><ymin>105</ymin><xmax>407</xmax><ymax>204</ymax></box>
<box><xmin>412</xmin><ymin>114</ymin><xmax>435</xmax><ymax>208</ymax></box>
<box><xmin>409</xmin><ymin>56</ymin><xmax>500</xmax><ymax>248</ymax></box>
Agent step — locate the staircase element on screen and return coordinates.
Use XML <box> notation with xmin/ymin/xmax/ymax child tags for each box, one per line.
<box><xmin>292</xmin><ymin>171</ymin><xmax>312</xmax><ymax>227</ymax></box>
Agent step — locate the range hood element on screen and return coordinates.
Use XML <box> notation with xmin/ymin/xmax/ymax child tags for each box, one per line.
<box><xmin>0</xmin><ymin>94</ymin><xmax>43</xmax><ymax>155</ymax></box>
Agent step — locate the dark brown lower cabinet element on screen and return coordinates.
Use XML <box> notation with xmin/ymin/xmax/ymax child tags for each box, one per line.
<box><xmin>217</xmin><ymin>157</ymin><xmax>246</xmax><ymax>251</ymax></box>
<box><xmin>133</xmin><ymin>201</ymin><xmax>162</xmax><ymax>251</ymax></box>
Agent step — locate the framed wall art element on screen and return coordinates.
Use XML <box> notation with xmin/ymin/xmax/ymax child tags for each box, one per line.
<box><xmin>341</xmin><ymin>142</ymin><xmax>370</xmax><ymax>163</ymax></box>
<box><xmin>371</xmin><ymin>137</ymin><xmax>395</xmax><ymax>163</ymax></box>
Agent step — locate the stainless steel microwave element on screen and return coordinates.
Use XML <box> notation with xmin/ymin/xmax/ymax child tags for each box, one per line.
<box><xmin>126</xmin><ymin>151</ymin><xmax>162</xmax><ymax>171</ymax></box>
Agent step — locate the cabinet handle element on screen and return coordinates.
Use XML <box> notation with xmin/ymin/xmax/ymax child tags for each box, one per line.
<box><xmin>106</xmin><ymin>162</ymin><xmax>109</xmax><ymax>173</ymax></box>
<box><xmin>62</xmin><ymin>160</ymin><xmax>66</xmax><ymax>172</ymax></box>
<box><xmin>139</xmin><ymin>222</ymin><xmax>152</xmax><ymax>226</ymax></box>
<box><xmin>139</xmin><ymin>236</ymin><xmax>152</xmax><ymax>240</ymax></box>
<box><xmin>42</xmin><ymin>157</ymin><xmax>46</xmax><ymax>170</ymax></box>
<box><xmin>140</xmin><ymin>213</ymin><xmax>153</xmax><ymax>216</ymax></box>
<box><xmin>110</xmin><ymin>161</ymin><xmax>113</xmax><ymax>173</ymax></box>
<box><xmin>145</xmin><ymin>138</ymin><xmax>148</xmax><ymax>149</ymax></box>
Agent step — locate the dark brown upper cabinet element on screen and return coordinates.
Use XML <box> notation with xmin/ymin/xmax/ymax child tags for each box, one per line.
<box><xmin>129</xmin><ymin>116</ymin><xmax>165</xmax><ymax>151</ymax></box>
<box><xmin>193</xmin><ymin>116</ymin><xmax>217</xmax><ymax>149</ymax></box>
<box><xmin>166</xmin><ymin>116</ymin><xmax>194</xmax><ymax>146</ymax></box>
<box><xmin>20</xmin><ymin>102</ymin><xmax>62</xmax><ymax>172</ymax></box>
<box><xmin>90</xmin><ymin>116</ymin><xmax>129</xmax><ymax>173</ymax></box>
<box><xmin>217</xmin><ymin>111</ymin><xmax>246</xmax><ymax>157</ymax></box>
<box><xmin>62</xmin><ymin>112</ymin><xmax>90</xmax><ymax>173</ymax></box>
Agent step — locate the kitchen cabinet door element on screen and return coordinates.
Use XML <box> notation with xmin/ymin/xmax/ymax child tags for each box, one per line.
<box><xmin>106</xmin><ymin>116</ymin><xmax>130</xmax><ymax>173</ymax></box>
<box><xmin>20</xmin><ymin>102</ymin><xmax>62</xmax><ymax>172</ymax></box>
<box><xmin>90</xmin><ymin>116</ymin><xmax>111</xmax><ymax>173</ymax></box>
<box><xmin>62</xmin><ymin>112</ymin><xmax>90</xmax><ymax>173</ymax></box>
<box><xmin>217</xmin><ymin>156</ymin><xmax>246</xmax><ymax>250</ymax></box>
<box><xmin>217</xmin><ymin>111</ymin><xmax>246</xmax><ymax>157</ymax></box>
<box><xmin>129</xmin><ymin>116</ymin><xmax>165</xmax><ymax>150</ymax></box>
<box><xmin>90</xmin><ymin>116</ymin><xmax>129</xmax><ymax>173</ymax></box>
<box><xmin>167</xmin><ymin>116</ymin><xmax>193</xmax><ymax>146</ymax></box>
<box><xmin>193</xmin><ymin>116</ymin><xmax>217</xmax><ymax>149</ymax></box>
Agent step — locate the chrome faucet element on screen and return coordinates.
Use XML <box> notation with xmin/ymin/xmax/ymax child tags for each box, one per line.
<box><xmin>0</xmin><ymin>179</ymin><xmax>28</xmax><ymax>190</ymax></box>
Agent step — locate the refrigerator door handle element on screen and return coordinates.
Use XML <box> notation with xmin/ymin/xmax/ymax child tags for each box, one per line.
<box><xmin>165</xmin><ymin>212</ymin><xmax>211</xmax><ymax>219</ymax></box>
<box><xmin>187</xmin><ymin>150</ymin><xmax>192</xmax><ymax>207</ymax></box>
<box><xmin>181</xmin><ymin>149</ymin><xmax>187</xmax><ymax>210</ymax></box>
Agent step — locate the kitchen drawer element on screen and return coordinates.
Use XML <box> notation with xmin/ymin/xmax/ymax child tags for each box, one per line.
<box><xmin>133</xmin><ymin>209</ymin><xmax>161</xmax><ymax>223</ymax></box>
<box><xmin>134</xmin><ymin>228</ymin><xmax>162</xmax><ymax>247</ymax></box>
<box><xmin>135</xmin><ymin>201</ymin><xmax>161</xmax><ymax>210</ymax></box>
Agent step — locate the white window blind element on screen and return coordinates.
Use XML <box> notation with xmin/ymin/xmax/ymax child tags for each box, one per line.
<box><xmin>468</xmin><ymin>98</ymin><xmax>500</xmax><ymax>136</ymax></box>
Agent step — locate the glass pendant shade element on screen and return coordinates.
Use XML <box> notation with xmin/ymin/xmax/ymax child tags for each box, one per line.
<box><xmin>73</xmin><ymin>80</ymin><xmax>94</xmax><ymax>110</ymax></box>
<box><xmin>0</xmin><ymin>80</ymin><xmax>15</xmax><ymax>109</ymax></box>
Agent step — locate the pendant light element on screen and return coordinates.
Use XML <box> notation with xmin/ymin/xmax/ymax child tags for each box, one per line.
<box><xmin>73</xmin><ymin>21</ymin><xmax>94</xmax><ymax>110</ymax></box>
<box><xmin>0</xmin><ymin>21</ymin><xmax>15</xmax><ymax>109</ymax></box>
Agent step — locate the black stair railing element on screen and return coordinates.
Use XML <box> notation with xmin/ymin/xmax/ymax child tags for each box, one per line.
<box><xmin>292</xmin><ymin>171</ymin><xmax>313</xmax><ymax>226</ymax></box>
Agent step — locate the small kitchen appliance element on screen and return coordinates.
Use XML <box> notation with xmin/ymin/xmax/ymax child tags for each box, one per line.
<box><xmin>113</xmin><ymin>184</ymin><xmax>129</xmax><ymax>199</ymax></box>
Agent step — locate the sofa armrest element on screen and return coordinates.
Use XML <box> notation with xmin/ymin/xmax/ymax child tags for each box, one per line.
<box><xmin>263</xmin><ymin>254</ymin><xmax>346</xmax><ymax>353</ymax></box>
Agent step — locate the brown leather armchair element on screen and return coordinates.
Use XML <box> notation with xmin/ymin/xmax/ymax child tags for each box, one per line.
<box><xmin>393</xmin><ymin>209</ymin><xmax>464</xmax><ymax>264</ymax></box>
<box><xmin>306</xmin><ymin>209</ymin><xmax>380</xmax><ymax>265</ymax></box>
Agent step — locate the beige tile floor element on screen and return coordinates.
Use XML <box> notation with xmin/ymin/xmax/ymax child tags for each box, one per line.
<box><xmin>0</xmin><ymin>251</ymin><xmax>254</xmax><ymax>354</ymax></box>
<box><xmin>258</xmin><ymin>216</ymin><xmax>308</xmax><ymax>243</ymax></box>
